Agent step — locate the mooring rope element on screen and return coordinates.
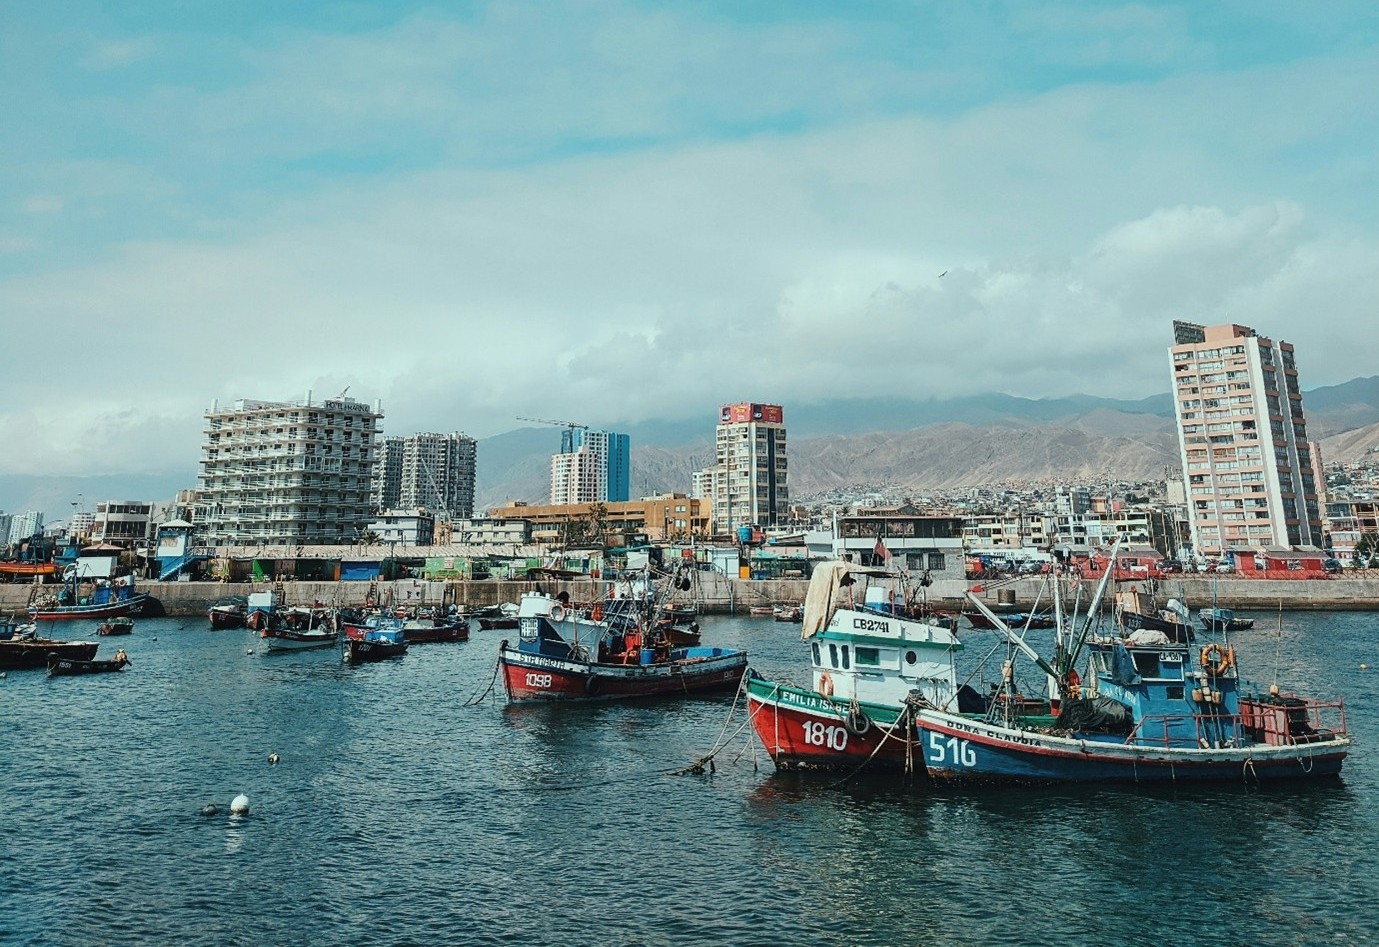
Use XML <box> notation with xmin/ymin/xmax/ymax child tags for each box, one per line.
<box><xmin>464</xmin><ymin>654</ymin><xmax>503</xmax><ymax>706</ymax></box>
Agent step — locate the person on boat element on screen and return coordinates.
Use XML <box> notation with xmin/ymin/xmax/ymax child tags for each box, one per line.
<box><xmin>114</xmin><ymin>648</ymin><xmax>129</xmax><ymax>666</ymax></box>
<box><xmin>556</xmin><ymin>590</ymin><xmax>571</xmax><ymax>612</ymax></box>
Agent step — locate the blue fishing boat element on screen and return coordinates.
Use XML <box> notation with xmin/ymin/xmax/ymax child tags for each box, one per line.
<box><xmin>910</xmin><ymin>593</ymin><xmax>1349</xmax><ymax>785</ymax></box>
<box><xmin>343</xmin><ymin>626</ymin><xmax>407</xmax><ymax>664</ymax></box>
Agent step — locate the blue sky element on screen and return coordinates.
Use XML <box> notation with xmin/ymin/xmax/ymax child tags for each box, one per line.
<box><xmin>1</xmin><ymin>1</ymin><xmax>1377</xmax><ymax>476</ymax></box>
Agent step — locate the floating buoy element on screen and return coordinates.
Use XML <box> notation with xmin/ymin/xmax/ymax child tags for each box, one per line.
<box><xmin>246</xmin><ymin>648</ymin><xmax>254</xmax><ymax>655</ymax></box>
<box><xmin>0</xmin><ymin>672</ymin><xmax>6</xmax><ymax>679</ymax></box>
<box><xmin>267</xmin><ymin>752</ymin><xmax>280</xmax><ymax>765</ymax></box>
<box><xmin>151</xmin><ymin>637</ymin><xmax>158</xmax><ymax>641</ymax></box>
<box><xmin>200</xmin><ymin>804</ymin><xmax>219</xmax><ymax>817</ymax></box>
<box><xmin>229</xmin><ymin>794</ymin><xmax>250</xmax><ymax>815</ymax></box>
<box><xmin>1361</xmin><ymin>663</ymin><xmax>1369</xmax><ymax>671</ymax></box>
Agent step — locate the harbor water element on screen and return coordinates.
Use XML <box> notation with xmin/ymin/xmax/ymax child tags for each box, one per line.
<box><xmin>1</xmin><ymin>611</ymin><xmax>1376</xmax><ymax>946</ymax></box>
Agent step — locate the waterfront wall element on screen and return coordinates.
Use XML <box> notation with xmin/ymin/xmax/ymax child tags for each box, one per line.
<box><xmin>6</xmin><ymin>575</ymin><xmax>1379</xmax><ymax>617</ymax></box>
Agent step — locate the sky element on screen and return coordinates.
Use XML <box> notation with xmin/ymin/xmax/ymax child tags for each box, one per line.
<box><xmin>2</xmin><ymin>1</ymin><xmax>1378</xmax><ymax>478</ymax></box>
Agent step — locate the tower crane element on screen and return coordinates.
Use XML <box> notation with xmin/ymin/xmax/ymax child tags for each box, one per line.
<box><xmin>516</xmin><ymin>416</ymin><xmax>589</xmax><ymax>453</ymax></box>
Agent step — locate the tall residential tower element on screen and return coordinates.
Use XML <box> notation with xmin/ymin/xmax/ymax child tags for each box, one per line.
<box><xmin>1169</xmin><ymin>322</ymin><xmax>1321</xmax><ymax>557</ymax></box>
<box><xmin>708</xmin><ymin>402</ymin><xmax>788</xmax><ymax>534</ymax></box>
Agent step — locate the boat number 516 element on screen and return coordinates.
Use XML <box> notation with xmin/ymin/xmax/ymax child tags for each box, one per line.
<box><xmin>928</xmin><ymin>733</ymin><xmax>977</xmax><ymax>766</ymax></box>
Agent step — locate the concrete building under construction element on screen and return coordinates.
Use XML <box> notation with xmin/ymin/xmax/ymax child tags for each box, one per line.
<box><xmin>196</xmin><ymin>395</ymin><xmax>383</xmax><ymax>547</ymax></box>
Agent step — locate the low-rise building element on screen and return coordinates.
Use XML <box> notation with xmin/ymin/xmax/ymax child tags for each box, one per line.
<box><xmin>367</xmin><ymin>509</ymin><xmax>436</xmax><ymax>546</ymax></box>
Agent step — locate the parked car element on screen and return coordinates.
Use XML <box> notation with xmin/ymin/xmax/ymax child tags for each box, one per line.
<box><xmin>1323</xmin><ymin>558</ymin><xmax>1343</xmax><ymax>574</ymax></box>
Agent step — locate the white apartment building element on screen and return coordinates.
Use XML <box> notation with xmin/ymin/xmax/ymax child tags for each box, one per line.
<box><xmin>707</xmin><ymin>402</ymin><xmax>788</xmax><ymax>534</ymax></box>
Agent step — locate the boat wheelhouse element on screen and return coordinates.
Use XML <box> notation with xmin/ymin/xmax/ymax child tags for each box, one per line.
<box><xmin>745</xmin><ymin>562</ymin><xmax>967</xmax><ymax>772</ymax></box>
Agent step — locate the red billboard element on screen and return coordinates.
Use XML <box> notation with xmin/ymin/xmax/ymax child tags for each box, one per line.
<box><xmin>720</xmin><ymin>403</ymin><xmax>783</xmax><ymax>424</ymax></box>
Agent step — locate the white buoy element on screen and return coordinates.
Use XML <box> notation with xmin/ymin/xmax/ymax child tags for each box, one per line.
<box><xmin>1361</xmin><ymin>663</ymin><xmax>1369</xmax><ymax>671</ymax></box>
<box><xmin>229</xmin><ymin>794</ymin><xmax>250</xmax><ymax>815</ymax></box>
<box><xmin>267</xmin><ymin>752</ymin><xmax>280</xmax><ymax>765</ymax></box>
<box><xmin>246</xmin><ymin>648</ymin><xmax>254</xmax><ymax>655</ymax></box>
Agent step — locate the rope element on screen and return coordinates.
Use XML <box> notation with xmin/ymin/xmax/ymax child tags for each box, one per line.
<box><xmin>464</xmin><ymin>653</ymin><xmax>503</xmax><ymax>706</ymax></box>
<box><xmin>825</xmin><ymin>704</ymin><xmax>917</xmax><ymax>790</ymax></box>
<box><xmin>671</xmin><ymin>677</ymin><xmax>751</xmax><ymax>775</ymax></box>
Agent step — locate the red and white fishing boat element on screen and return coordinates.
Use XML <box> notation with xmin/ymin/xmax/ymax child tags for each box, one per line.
<box><xmin>498</xmin><ymin>592</ymin><xmax>747</xmax><ymax>701</ymax></box>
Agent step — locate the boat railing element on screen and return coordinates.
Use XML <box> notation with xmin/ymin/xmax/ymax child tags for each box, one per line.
<box><xmin>1124</xmin><ymin>697</ymin><xmax>1347</xmax><ymax>749</ymax></box>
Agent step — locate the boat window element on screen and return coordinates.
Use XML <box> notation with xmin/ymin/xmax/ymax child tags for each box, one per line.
<box><xmin>905</xmin><ymin>650</ymin><xmax>917</xmax><ymax>665</ymax></box>
<box><xmin>841</xmin><ymin>646</ymin><xmax>850</xmax><ymax>670</ymax></box>
<box><xmin>811</xmin><ymin>642</ymin><xmax>820</xmax><ymax>666</ymax></box>
<box><xmin>828</xmin><ymin>643</ymin><xmax>838</xmax><ymax>668</ymax></box>
<box><xmin>1167</xmin><ymin>685</ymin><xmax>1184</xmax><ymax>700</ymax></box>
<box><xmin>856</xmin><ymin>646</ymin><xmax>880</xmax><ymax>666</ymax></box>
<box><xmin>1131</xmin><ymin>651</ymin><xmax>1161</xmax><ymax>678</ymax></box>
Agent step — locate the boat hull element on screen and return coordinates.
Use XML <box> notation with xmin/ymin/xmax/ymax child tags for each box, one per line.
<box><xmin>262</xmin><ymin>629</ymin><xmax>339</xmax><ymax>652</ymax></box>
<box><xmin>208</xmin><ymin>607</ymin><xmax>246</xmax><ymax>629</ymax></box>
<box><xmin>343</xmin><ymin>621</ymin><xmax>468</xmax><ymax>643</ymax></box>
<box><xmin>499</xmin><ymin>643</ymin><xmax>747</xmax><ymax>701</ymax></box>
<box><xmin>343</xmin><ymin>638</ymin><xmax>407</xmax><ymax>664</ymax></box>
<box><xmin>913</xmin><ymin>709</ymin><xmax>1348</xmax><ymax>785</ymax></box>
<box><xmin>0</xmin><ymin>640</ymin><xmax>100</xmax><ymax>670</ymax></box>
<box><xmin>47</xmin><ymin>656</ymin><xmax>128</xmax><ymax>676</ymax></box>
<box><xmin>31</xmin><ymin>594</ymin><xmax>150</xmax><ymax>622</ymax></box>
<box><xmin>745</xmin><ymin>676</ymin><xmax>913</xmax><ymax>772</ymax></box>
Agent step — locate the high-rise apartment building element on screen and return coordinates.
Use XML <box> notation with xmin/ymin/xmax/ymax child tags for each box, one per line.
<box><xmin>371</xmin><ymin>433</ymin><xmax>477</xmax><ymax>518</ymax></box>
<box><xmin>371</xmin><ymin>436</ymin><xmax>405</xmax><ymax>512</ymax></box>
<box><xmin>6</xmin><ymin>510</ymin><xmax>41</xmax><ymax>544</ymax></box>
<box><xmin>1169</xmin><ymin>322</ymin><xmax>1321</xmax><ymax>556</ymax></box>
<box><xmin>707</xmin><ymin>402</ymin><xmax>788</xmax><ymax>534</ymax></box>
<box><xmin>548</xmin><ymin>428</ymin><xmax>630</xmax><ymax>504</ymax></box>
<box><xmin>197</xmin><ymin>395</ymin><xmax>382</xmax><ymax>546</ymax></box>
<box><xmin>399</xmin><ymin>432</ymin><xmax>477</xmax><ymax>517</ymax></box>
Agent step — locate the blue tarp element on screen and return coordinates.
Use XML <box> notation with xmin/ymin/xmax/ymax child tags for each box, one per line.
<box><xmin>340</xmin><ymin>561</ymin><xmax>382</xmax><ymax>581</ymax></box>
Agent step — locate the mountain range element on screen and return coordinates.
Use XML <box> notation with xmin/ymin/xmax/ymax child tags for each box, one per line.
<box><xmin>5</xmin><ymin>377</ymin><xmax>1378</xmax><ymax>521</ymax></box>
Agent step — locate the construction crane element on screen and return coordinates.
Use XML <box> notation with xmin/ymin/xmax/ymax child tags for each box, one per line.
<box><xmin>516</xmin><ymin>416</ymin><xmax>589</xmax><ymax>454</ymax></box>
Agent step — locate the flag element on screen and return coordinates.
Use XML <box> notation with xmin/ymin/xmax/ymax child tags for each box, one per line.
<box><xmin>873</xmin><ymin>533</ymin><xmax>889</xmax><ymax>563</ymax></box>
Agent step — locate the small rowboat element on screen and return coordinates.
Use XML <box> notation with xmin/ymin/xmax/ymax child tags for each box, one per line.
<box><xmin>47</xmin><ymin>654</ymin><xmax>129</xmax><ymax>676</ymax></box>
<box><xmin>97</xmin><ymin>618</ymin><xmax>135</xmax><ymax>636</ymax></box>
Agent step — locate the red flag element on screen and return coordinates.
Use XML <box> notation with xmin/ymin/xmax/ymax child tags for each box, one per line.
<box><xmin>873</xmin><ymin>535</ymin><xmax>889</xmax><ymax>562</ymax></box>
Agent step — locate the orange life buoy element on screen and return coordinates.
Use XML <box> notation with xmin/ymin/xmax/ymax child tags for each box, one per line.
<box><xmin>591</xmin><ymin>604</ymin><xmax>603</xmax><ymax>622</ymax></box>
<box><xmin>819</xmin><ymin>671</ymin><xmax>833</xmax><ymax>697</ymax></box>
<box><xmin>1200</xmin><ymin>643</ymin><xmax>1234</xmax><ymax>676</ymax></box>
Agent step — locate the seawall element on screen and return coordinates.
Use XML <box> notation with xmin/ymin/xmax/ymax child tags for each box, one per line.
<box><xmin>7</xmin><ymin>573</ymin><xmax>1379</xmax><ymax>617</ymax></box>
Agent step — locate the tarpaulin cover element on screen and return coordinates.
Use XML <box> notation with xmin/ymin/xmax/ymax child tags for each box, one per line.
<box><xmin>1057</xmin><ymin>695</ymin><xmax>1133</xmax><ymax>733</ymax></box>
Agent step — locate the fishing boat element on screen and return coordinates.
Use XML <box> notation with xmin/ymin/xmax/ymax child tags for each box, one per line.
<box><xmin>1113</xmin><ymin>586</ymin><xmax>1193</xmax><ymax>643</ymax></box>
<box><xmin>28</xmin><ymin>579</ymin><xmax>149</xmax><ymax>622</ymax></box>
<box><xmin>471</xmin><ymin>603</ymin><xmax>519</xmax><ymax>630</ymax></box>
<box><xmin>908</xmin><ymin>582</ymin><xmax>1349</xmax><ymax>785</ymax></box>
<box><xmin>208</xmin><ymin>598</ymin><xmax>248</xmax><ymax>629</ymax></box>
<box><xmin>47</xmin><ymin>652</ymin><xmax>130</xmax><ymax>676</ymax></box>
<box><xmin>745</xmin><ymin>563</ymin><xmax>968</xmax><ymax>772</ymax></box>
<box><xmin>0</xmin><ymin>636</ymin><xmax>99</xmax><ymax>670</ymax></box>
<box><xmin>1199</xmin><ymin>607</ymin><xmax>1254</xmax><ymax>633</ymax></box>
<box><xmin>747</xmin><ymin>606</ymin><xmax>775</xmax><ymax>618</ymax></box>
<box><xmin>772</xmin><ymin>605</ymin><xmax>803</xmax><ymax>623</ymax></box>
<box><xmin>343</xmin><ymin>627</ymin><xmax>408</xmax><ymax>664</ymax></box>
<box><xmin>341</xmin><ymin>613</ymin><xmax>468</xmax><ymax>643</ymax></box>
<box><xmin>498</xmin><ymin>591</ymin><xmax>747</xmax><ymax>701</ymax></box>
<box><xmin>261</xmin><ymin>625</ymin><xmax>339</xmax><ymax>652</ymax></box>
<box><xmin>97</xmin><ymin>618</ymin><xmax>134</xmax><ymax>636</ymax></box>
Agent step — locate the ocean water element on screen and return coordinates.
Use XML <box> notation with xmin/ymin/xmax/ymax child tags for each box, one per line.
<box><xmin>1</xmin><ymin>610</ymin><xmax>1375</xmax><ymax>946</ymax></box>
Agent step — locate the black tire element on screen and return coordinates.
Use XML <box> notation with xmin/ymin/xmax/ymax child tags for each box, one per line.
<box><xmin>585</xmin><ymin>675</ymin><xmax>603</xmax><ymax>696</ymax></box>
<box><xmin>845</xmin><ymin>707</ymin><xmax>872</xmax><ymax>737</ymax></box>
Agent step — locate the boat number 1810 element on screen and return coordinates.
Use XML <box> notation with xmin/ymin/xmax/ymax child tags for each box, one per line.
<box><xmin>802</xmin><ymin>721</ymin><xmax>849</xmax><ymax>751</ymax></box>
<box><xmin>928</xmin><ymin>733</ymin><xmax>977</xmax><ymax>766</ymax></box>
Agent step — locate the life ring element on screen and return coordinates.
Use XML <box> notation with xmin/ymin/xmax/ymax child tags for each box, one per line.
<box><xmin>591</xmin><ymin>604</ymin><xmax>603</xmax><ymax>621</ymax></box>
<box><xmin>549</xmin><ymin>603</ymin><xmax>565</xmax><ymax>622</ymax></box>
<box><xmin>845</xmin><ymin>706</ymin><xmax>871</xmax><ymax>736</ymax></box>
<box><xmin>585</xmin><ymin>674</ymin><xmax>602</xmax><ymax>695</ymax></box>
<box><xmin>1200</xmin><ymin>643</ymin><xmax>1234</xmax><ymax>676</ymax></box>
<box><xmin>818</xmin><ymin>672</ymin><xmax>834</xmax><ymax>697</ymax></box>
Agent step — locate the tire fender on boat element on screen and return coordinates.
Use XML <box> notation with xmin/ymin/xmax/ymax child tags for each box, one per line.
<box><xmin>585</xmin><ymin>674</ymin><xmax>602</xmax><ymax>696</ymax></box>
<box><xmin>845</xmin><ymin>706</ymin><xmax>872</xmax><ymax>737</ymax></box>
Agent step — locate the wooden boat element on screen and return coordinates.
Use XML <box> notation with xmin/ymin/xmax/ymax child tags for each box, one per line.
<box><xmin>0</xmin><ymin>561</ymin><xmax>59</xmax><ymax>578</ymax></box>
<box><xmin>471</xmin><ymin>603</ymin><xmax>519</xmax><ymax>630</ymax></box>
<box><xmin>342</xmin><ymin>615</ymin><xmax>468</xmax><ymax>643</ymax></box>
<box><xmin>343</xmin><ymin>628</ymin><xmax>407</xmax><ymax>664</ymax></box>
<box><xmin>746</xmin><ymin>563</ymin><xmax>968</xmax><ymax>772</ymax></box>
<box><xmin>0</xmin><ymin>637</ymin><xmax>99</xmax><ymax>670</ymax></box>
<box><xmin>97</xmin><ymin>618</ymin><xmax>135</xmax><ymax>636</ymax></box>
<box><xmin>747</xmin><ymin>606</ymin><xmax>775</xmax><ymax>617</ymax></box>
<box><xmin>29</xmin><ymin>590</ymin><xmax>150</xmax><ymax>622</ymax></box>
<box><xmin>963</xmin><ymin>610</ymin><xmax>1056</xmax><ymax>631</ymax></box>
<box><xmin>1199</xmin><ymin>607</ymin><xmax>1254</xmax><ymax>633</ymax></box>
<box><xmin>208</xmin><ymin>599</ymin><xmax>247</xmax><ymax>629</ymax></box>
<box><xmin>499</xmin><ymin>592</ymin><xmax>746</xmax><ymax>701</ymax></box>
<box><xmin>261</xmin><ymin>626</ymin><xmax>338</xmax><ymax>652</ymax></box>
<box><xmin>1113</xmin><ymin>586</ymin><xmax>1193</xmax><ymax>643</ymax></box>
<box><xmin>772</xmin><ymin>605</ymin><xmax>803</xmax><ymax>623</ymax></box>
<box><xmin>47</xmin><ymin>653</ymin><xmax>130</xmax><ymax>676</ymax></box>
